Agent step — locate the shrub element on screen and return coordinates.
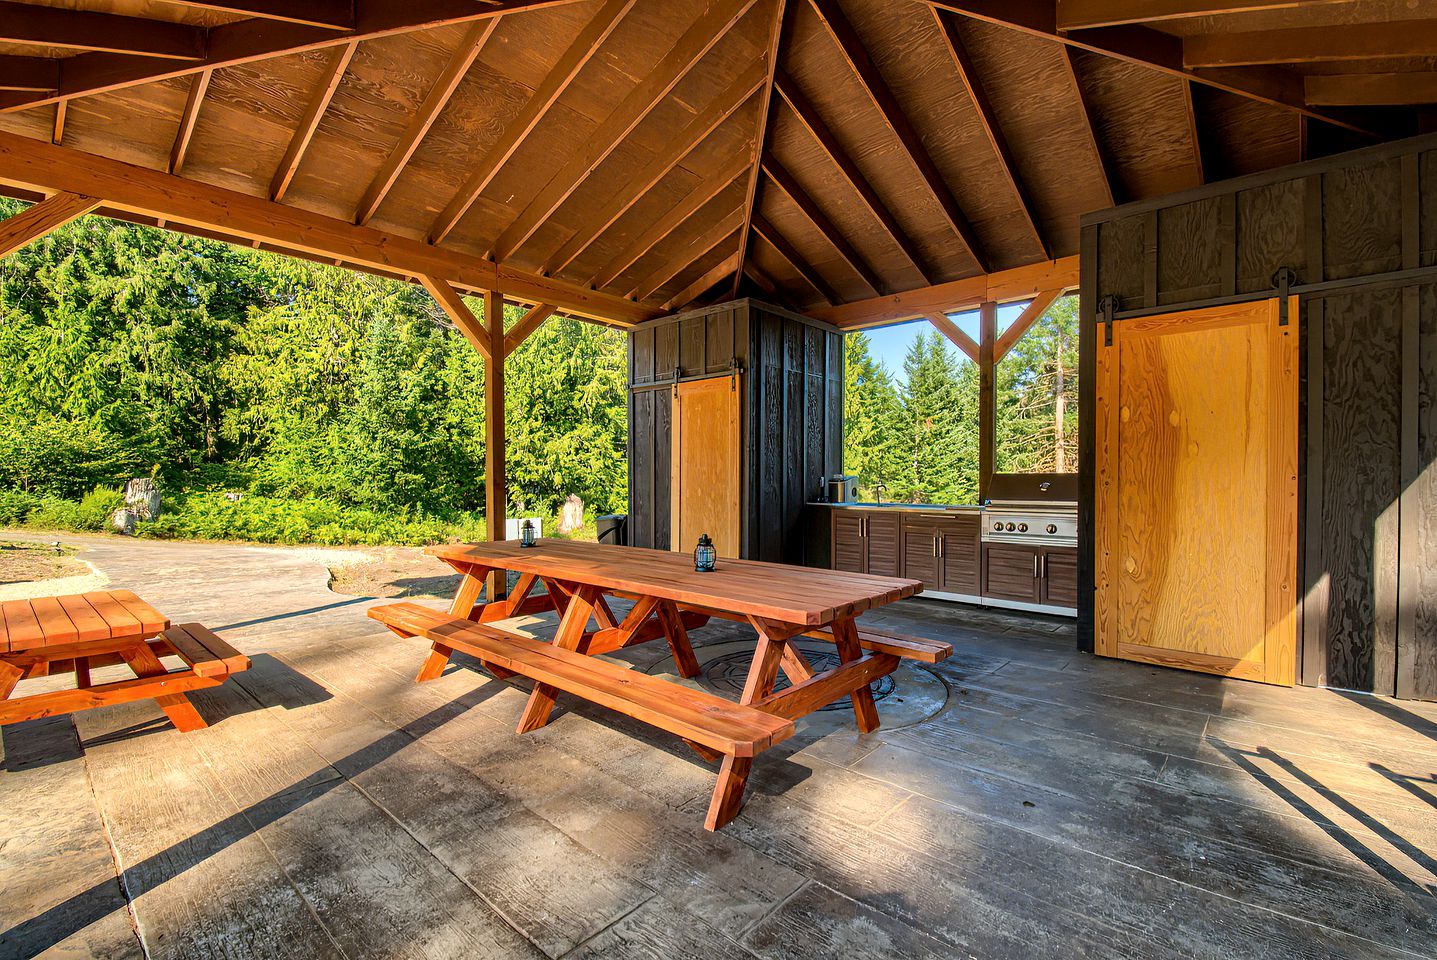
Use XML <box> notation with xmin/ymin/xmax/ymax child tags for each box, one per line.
<box><xmin>25</xmin><ymin>486</ymin><xmax>126</xmax><ymax>532</ymax></box>
<box><xmin>0</xmin><ymin>489</ymin><xmax>40</xmax><ymax>525</ymax></box>
<box><xmin>0</xmin><ymin>420</ymin><xmax>154</xmax><ymax>500</ymax></box>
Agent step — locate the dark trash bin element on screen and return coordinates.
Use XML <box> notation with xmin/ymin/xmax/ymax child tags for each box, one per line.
<box><xmin>596</xmin><ymin>514</ymin><xmax>628</xmax><ymax>546</ymax></box>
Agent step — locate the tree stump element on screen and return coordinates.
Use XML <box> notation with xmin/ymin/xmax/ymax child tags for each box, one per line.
<box><xmin>557</xmin><ymin>495</ymin><xmax>585</xmax><ymax>535</ymax></box>
<box><xmin>124</xmin><ymin>478</ymin><xmax>161</xmax><ymax>521</ymax></box>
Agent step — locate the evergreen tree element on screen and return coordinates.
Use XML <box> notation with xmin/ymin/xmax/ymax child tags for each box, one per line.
<box><xmin>842</xmin><ymin>332</ymin><xmax>905</xmax><ymax>496</ymax></box>
<box><xmin>996</xmin><ymin>295</ymin><xmax>1079</xmax><ymax>473</ymax></box>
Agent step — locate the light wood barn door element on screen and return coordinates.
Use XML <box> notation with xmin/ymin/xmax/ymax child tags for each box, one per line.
<box><xmin>671</xmin><ymin>375</ymin><xmax>742</xmax><ymax>558</ymax></box>
<box><xmin>1096</xmin><ymin>299</ymin><xmax>1297</xmax><ymax>685</ymax></box>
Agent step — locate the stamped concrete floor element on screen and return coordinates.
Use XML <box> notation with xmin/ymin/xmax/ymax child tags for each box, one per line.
<box><xmin>1</xmin><ymin>534</ymin><xmax>1434</xmax><ymax>960</ymax></box>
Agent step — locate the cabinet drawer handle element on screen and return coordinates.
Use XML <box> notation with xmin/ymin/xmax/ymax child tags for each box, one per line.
<box><xmin>932</xmin><ymin>535</ymin><xmax>938</xmax><ymax>557</ymax></box>
<box><xmin>1033</xmin><ymin>555</ymin><xmax>1039</xmax><ymax>578</ymax></box>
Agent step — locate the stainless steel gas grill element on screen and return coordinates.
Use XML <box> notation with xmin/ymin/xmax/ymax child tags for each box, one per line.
<box><xmin>980</xmin><ymin>473</ymin><xmax>1079</xmax><ymax>616</ymax></box>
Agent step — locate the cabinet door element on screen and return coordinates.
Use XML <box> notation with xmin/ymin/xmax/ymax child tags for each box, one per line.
<box><xmin>937</xmin><ymin>517</ymin><xmax>981</xmax><ymax>595</ymax></box>
<box><xmin>832</xmin><ymin>513</ymin><xmax>866</xmax><ymax>574</ymax></box>
<box><xmin>865</xmin><ymin>512</ymin><xmax>902</xmax><ymax>578</ymax></box>
<box><xmin>903</xmin><ymin>520</ymin><xmax>940</xmax><ymax>589</ymax></box>
<box><xmin>984</xmin><ymin>544</ymin><xmax>1040</xmax><ymax>603</ymax></box>
<box><xmin>1041</xmin><ymin>549</ymin><xmax>1078</xmax><ymax>608</ymax></box>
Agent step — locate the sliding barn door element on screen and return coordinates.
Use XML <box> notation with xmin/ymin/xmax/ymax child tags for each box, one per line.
<box><xmin>671</xmin><ymin>376</ymin><xmax>742</xmax><ymax>558</ymax></box>
<box><xmin>1096</xmin><ymin>299</ymin><xmax>1297</xmax><ymax>685</ymax></box>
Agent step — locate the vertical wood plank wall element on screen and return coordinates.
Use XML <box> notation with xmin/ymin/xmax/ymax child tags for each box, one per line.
<box><xmin>1080</xmin><ymin>131</ymin><xmax>1437</xmax><ymax>700</ymax></box>
<box><xmin>627</xmin><ymin>299</ymin><xmax>843</xmax><ymax>564</ymax></box>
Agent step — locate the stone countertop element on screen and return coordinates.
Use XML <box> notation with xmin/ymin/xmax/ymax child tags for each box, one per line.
<box><xmin>806</xmin><ymin>502</ymin><xmax>983</xmax><ymax>512</ymax></box>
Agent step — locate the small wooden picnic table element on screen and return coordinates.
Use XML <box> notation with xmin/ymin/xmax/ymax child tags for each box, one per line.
<box><xmin>0</xmin><ymin>590</ymin><xmax>249</xmax><ymax>731</ymax></box>
<box><xmin>373</xmin><ymin>540</ymin><xmax>942</xmax><ymax>829</ymax></box>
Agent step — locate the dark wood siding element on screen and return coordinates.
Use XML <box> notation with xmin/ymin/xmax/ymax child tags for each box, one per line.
<box><xmin>628</xmin><ymin>299</ymin><xmax>841</xmax><ymax>564</ymax></box>
<box><xmin>1081</xmin><ymin>132</ymin><xmax>1437</xmax><ymax>700</ymax></box>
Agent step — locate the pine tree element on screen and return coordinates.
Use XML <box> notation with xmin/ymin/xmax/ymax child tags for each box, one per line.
<box><xmin>996</xmin><ymin>295</ymin><xmax>1079</xmax><ymax>473</ymax></box>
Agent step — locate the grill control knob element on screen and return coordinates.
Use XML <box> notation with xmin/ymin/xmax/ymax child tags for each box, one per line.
<box><xmin>993</xmin><ymin>522</ymin><xmax>1002</xmax><ymax>531</ymax></box>
<box><xmin>1018</xmin><ymin>523</ymin><xmax>1028</xmax><ymax>533</ymax></box>
<box><xmin>1005</xmin><ymin>522</ymin><xmax>1016</xmax><ymax>532</ymax></box>
<box><xmin>1046</xmin><ymin>524</ymin><xmax>1058</xmax><ymax>535</ymax></box>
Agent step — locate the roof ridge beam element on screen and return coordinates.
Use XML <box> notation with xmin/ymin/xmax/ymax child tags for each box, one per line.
<box><xmin>540</xmin><ymin>55</ymin><xmax>768</xmax><ymax>277</ymax></box>
<box><xmin>488</xmin><ymin>0</ymin><xmax>761</xmax><ymax>264</ymax></box>
<box><xmin>427</xmin><ymin>0</ymin><xmax>636</xmax><ymax>246</ymax></box>
<box><xmin>0</xmin><ymin>2</ymin><xmax>207</xmax><ymax>61</ymax></box>
<box><xmin>590</xmin><ymin>147</ymin><xmax>750</xmax><ymax>291</ymax></box>
<box><xmin>0</xmin><ymin>131</ymin><xmax>657</xmax><ymax>325</ymax></box>
<box><xmin>0</xmin><ymin>0</ymin><xmax>590</xmax><ymax>114</ymax></box>
<box><xmin>931</xmin><ymin>8</ymin><xmax>1048</xmax><ymax>259</ymax></box>
<box><xmin>773</xmin><ymin>68</ymin><xmax>933</xmax><ymax>285</ymax></box>
<box><xmin>810</xmin><ymin>0</ymin><xmax>989</xmax><ymax>272</ymax></box>
<box><xmin>730</xmin><ymin>0</ymin><xmax>789</xmax><ymax>299</ymax></box>
<box><xmin>354</xmin><ymin>18</ymin><xmax>499</xmax><ymax>225</ymax></box>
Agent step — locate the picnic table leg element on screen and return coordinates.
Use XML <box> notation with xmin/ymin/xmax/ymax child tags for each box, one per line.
<box><xmin>75</xmin><ymin>657</ymin><xmax>92</xmax><ymax>689</ymax></box>
<box><xmin>832</xmin><ymin>616</ymin><xmax>880</xmax><ymax>733</ymax></box>
<box><xmin>117</xmin><ymin>642</ymin><xmax>207</xmax><ymax>733</ymax></box>
<box><xmin>416</xmin><ymin>564</ymin><xmax>493</xmax><ymax>682</ymax></box>
<box><xmin>516</xmin><ymin>584</ymin><xmax>598</xmax><ymax>733</ymax></box>
<box><xmin>0</xmin><ymin>661</ymin><xmax>22</xmax><ymax>702</ymax></box>
<box><xmin>705</xmin><ymin>755</ymin><xmax>753</xmax><ymax>831</ymax></box>
<box><xmin>656</xmin><ymin>600</ymin><xmax>701</xmax><ymax>678</ymax></box>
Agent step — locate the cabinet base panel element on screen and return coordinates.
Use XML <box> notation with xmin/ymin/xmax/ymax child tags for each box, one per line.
<box><xmin>920</xmin><ymin>590</ymin><xmax>1077</xmax><ymax>619</ymax></box>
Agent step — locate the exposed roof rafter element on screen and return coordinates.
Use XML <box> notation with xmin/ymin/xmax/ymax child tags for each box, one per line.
<box><xmin>1057</xmin><ymin>46</ymin><xmax>1117</xmax><ymax>207</ymax></box>
<box><xmin>1055</xmin><ymin>0</ymin><xmax>1356</xmax><ymax>31</ymax></box>
<box><xmin>752</xmin><ymin>211</ymin><xmax>836</xmax><ymax>304</ymax></box>
<box><xmin>811</xmin><ymin>0</ymin><xmax>989</xmax><ymax>271</ymax></box>
<box><xmin>0</xmin><ymin>1</ymin><xmax>206</xmax><ymax>60</ymax></box>
<box><xmin>1306</xmin><ymin>72</ymin><xmax>1437</xmax><ymax>107</ymax></box>
<box><xmin>489</xmin><ymin>0</ymin><xmax>761</xmax><ymax>263</ymax></box>
<box><xmin>1185</xmin><ymin>18</ymin><xmax>1437</xmax><ymax>67</ymax></box>
<box><xmin>761</xmin><ymin>153</ymin><xmax>883</xmax><ymax>297</ymax></box>
<box><xmin>631</xmin><ymin>209</ymin><xmax>745</xmax><ymax>302</ymax></box>
<box><xmin>427</xmin><ymin>0</ymin><xmax>636</xmax><ymax>247</ymax></box>
<box><xmin>668</xmin><ymin>250</ymin><xmax>742</xmax><ymax>311</ymax></box>
<box><xmin>354</xmin><ymin>18</ymin><xmax>499</xmax><ymax>225</ymax></box>
<box><xmin>168</xmin><ymin>68</ymin><xmax>213</xmax><ymax>175</ymax></box>
<box><xmin>270</xmin><ymin>40</ymin><xmax>358</xmax><ymax>201</ymax></box>
<box><xmin>159</xmin><ymin>1</ymin><xmax>356</xmax><ymax>29</ymax></box>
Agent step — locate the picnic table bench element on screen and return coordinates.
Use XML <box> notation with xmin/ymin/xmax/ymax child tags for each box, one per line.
<box><xmin>0</xmin><ymin>590</ymin><xmax>249</xmax><ymax>731</ymax></box>
<box><xmin>370</xmin><ymin>540</ymin><xmax>947</xmax><ymax>830</ymax></box>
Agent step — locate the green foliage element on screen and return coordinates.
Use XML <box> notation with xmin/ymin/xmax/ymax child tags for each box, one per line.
<box><xmin>0</xmin><ymin>199</ymin><xmax>629</xmax><ymax>545</ymax></box>
<box><xmin>26</xmin><ymin>487</ymin><xmax>125</xmax><ymax>533</ymax></box>
<box><xmin>997</xmin><ymin>295</ymin><xmax>1079</xmax><ymax>474</ymax></box>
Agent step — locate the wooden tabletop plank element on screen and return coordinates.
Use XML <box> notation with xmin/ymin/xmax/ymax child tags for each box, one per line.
<box><xmin>27</xmin><ymin>596</ymin><xmax>80</xmax><ymax>648</ymax></box>
<box><xmin>82</xmin><ymin>590</ymin><xmax>143</xmax><ymax>637</ymax></box>
<box><xmin>0</xmin><ymin>600</ymin><xmax>44</xmax><ymax>653</ymax></box>
<box><xmin>56</xmin><ymin>594</ymin><xmax>114</xmax><ymax>644</ymax></box>
<box><xmin>427</xmin><ymin>540</ymin><xmax>921</xmax><ymax>626</ymax></box>
<box><xmin>105</xmin><ymin>590</ymin><xmax>170</xmax><ymax>634</ymax></box>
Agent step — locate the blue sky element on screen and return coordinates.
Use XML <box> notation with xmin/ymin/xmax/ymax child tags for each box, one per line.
<box><xmin>861</xmin><ymin>303</ymin><xmax>1030</xmax><ymax>386</ymax></box>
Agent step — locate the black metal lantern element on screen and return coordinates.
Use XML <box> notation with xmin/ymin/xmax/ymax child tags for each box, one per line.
<box><xmin>694</xmin><ymin>533</ymin><xmax>717</xmax><ymax>572</ymax></box>
<box><xmin>520</xmin><ymin>519</ymin><xmax>537</xmax><ymax>548</ymax></box>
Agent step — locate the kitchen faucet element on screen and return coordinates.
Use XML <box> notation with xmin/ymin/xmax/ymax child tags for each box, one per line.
<box><xmin>873</xmin><ymin>481</ymin><xmax>887</xmax><ymax>506</ymax></box>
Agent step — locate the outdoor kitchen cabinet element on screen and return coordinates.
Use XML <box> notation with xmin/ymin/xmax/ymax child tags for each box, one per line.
<box><xmin>831</xmin><ymin>509</ymin><xmax>901</xmax><ymax>577</ymax></box>
<box><xmin>902</xmin><ymin>513</ymin><xmax>981</xmax><ymax>596</ymax></box>
<box><xmin>983</xmin><ymin>544</ymin><xmax>1078</xmax><ymax>609</ymax></box>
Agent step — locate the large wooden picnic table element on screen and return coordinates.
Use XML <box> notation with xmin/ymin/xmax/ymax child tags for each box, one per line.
<box><xmin>0</xmin><ymin>590</ymin><xmax>249</xmax><ymax>731</ymax></box>
<box><xmin>373</xmin><ymin>540</ymin><xmax>940</xmax><ymax>829</ymax></box>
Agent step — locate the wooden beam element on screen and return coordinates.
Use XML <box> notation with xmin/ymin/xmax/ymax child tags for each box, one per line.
<box><xmin>1184</xmin><ymin>18</ymin><xmax>1437</xmax><ymax>67</ymax></box>
<box><xmin>0</xmin><ymin>2</ymin><xmax>206</xmax><ymax>61</ymax></box>
<box><xmin>994</xmin><ymin>288</ymin><xmax>1062</xmax><ymax>360</ymax></box>
<box><xmin>761</xmin><ymin>153</ymin><xmax>883</xmax><ymax>296</ymax></box>
<box><xmin>0</xmin><ymin>57</ymin><xmax>59</xmax><ymax>93</ymax></box>
<box><xmin>354</xmin><ymin>19</ymin><xmax>497</xmax><ymax>225</ymax></box>
<box><xmin>932</xmin><ymin>8</ymin><xmax>1048</xmax><ymax>259</ymax></box>
<box><xmin>541</xmin><ymin>55</ymin><xmax>766</xmax><ymax>276</ymax></box>
<box><xmin>484</xmin><ymin>289</ymin><xmax>507</xmax><ymax>595</ymax></box>
<box><xmin>774</xmin><ymin>68</ymin><xmax>933</xmax><ymax>284</ymax></box>
<box><xmin>169</xmin><ymin>69</ymin><xmax>213</xmax><ymax>175</ymax></box>
<box><xmin>0</xmin><ymin>192</ymin><xmax>100</xmax><ymax>258</ymax></box>
<box><xmin>807</xmin><ymin>255</ymin><xmax>1079</xmax><ymax>329</ymax></box>
<box><xmin>270</xmin><ymin>40</ymin><xmax>357</xmax><ymax>201</ymax></box>
<box><xmin>1305</xmin><ymin>72</ymin><xmax>1437</xmax><ymax>107</ymax></box>
<box><xmin>924</xmin><ymin>0</ymin><xmax>1380</xmax><ymax>137</ymax></box>
<box><xmin>51</xmin><ymin>101</ymin><xmax>65</xmax><ymax>146</ymax></box>
<box><xmin>978</xmin><ymin>300</ymin><xmax>995</xmax><ymax>503</ymax></box>
<box><xmin>503</xmin><ymin>303</ymin><xmax>556</xmax><ymax>357</ymax></box>
<box><xmin>1183</xmin><ymin>80</ymin><xmax>1205</xmax><ymax>187</ymax></box>
<box><xmin>0</xmin><ymin>0</ymin><xmax>588</xmax><ymax>113</ymax></box>
<box><xmin>925</xmin><ymin>312</ymin><xmax>980</xmax><ymax>363</ymax></box>
<box><xmin>731</xmin><ymin>0</ymin><xmax>789</xmax><ymax>299</ymax></box>
<box><xmin>490</xmin><ymin>0</ymin><xmax>759</xmax><ymax>263</ymax></box>
<box><xmin>421</xmin><ymin>276</ymin><xmax>492</xmax><ymax>359</ymax></box>
<box><xmin>752</xmin><ymin>213</ymin><xmax>837</xmax><ymax>305</ymax></box>
<box><xmin>631</xmin><ymin>211</ymin><xmax>744</xmax><ymax>302</ymax></box>
<box><xmin>160</xmin><ymin>1</ymin><xmax>356</xmax><ymax>29</ymax></box>
<box><xmin>1057</xmin><ymin>46</ymin><xmax>1116</xmax><ymax>207</ymax></box>
<box><xmin>590</xmin><ymin>148</ymin><xmax>749</xmax><ymax>291</ymax></box>
<box><xmin>0</xmin><ymin>132</ymin><xmax>658</xmax><ymax>325</ymax></box>
<box><xmin>1055</xmin><ymin>0</ymin><xmax>1355</xmax><ymax>30</ymax></box>
<box><xmin>427</xmin><ymin>0</ymin><xmax>634</xmax><ymax>246</ymax></box>
<box><xmin>810</xmin><ymin>0</ymin><xmax>988</xmax><ymax>271</ymax></box>
<box><xmin>667</xmin><ymin>251</ymin><xmax>742</xmax><ymax>312</ymax></box>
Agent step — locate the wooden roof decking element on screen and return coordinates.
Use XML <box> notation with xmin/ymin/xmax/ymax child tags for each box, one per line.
<box><xmin>0</xmin><ymin>0</ymin><xmax>1433</xmax><ymax>326</ymax></box>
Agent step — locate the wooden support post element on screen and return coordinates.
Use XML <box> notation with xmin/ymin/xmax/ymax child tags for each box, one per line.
<box><xmin>485</xmin><ymin>289</ymin><xmax>507</xmax><ymax>602</ymax></box>
<box><xmin>978</xmin><ymin>299</ymin><xmax>996</xmax><ymax>504</ymax></box>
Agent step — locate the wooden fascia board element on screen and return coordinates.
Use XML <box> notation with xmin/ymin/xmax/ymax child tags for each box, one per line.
<box><xmin>807</xmin><ymin>255</ymin><xmax>1078</xmax><ymax>329</ymax></box>
<box><xmin>0</xmin><ymin>132</ymin><xmax>660</xmax><ymax>325</ymax></box>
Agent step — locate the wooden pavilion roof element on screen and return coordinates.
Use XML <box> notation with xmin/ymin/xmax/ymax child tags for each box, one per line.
<box><xmin>0</xmin><ymin>0</ymin><xmax>1433</xmax><ymax>328</ymax></box>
